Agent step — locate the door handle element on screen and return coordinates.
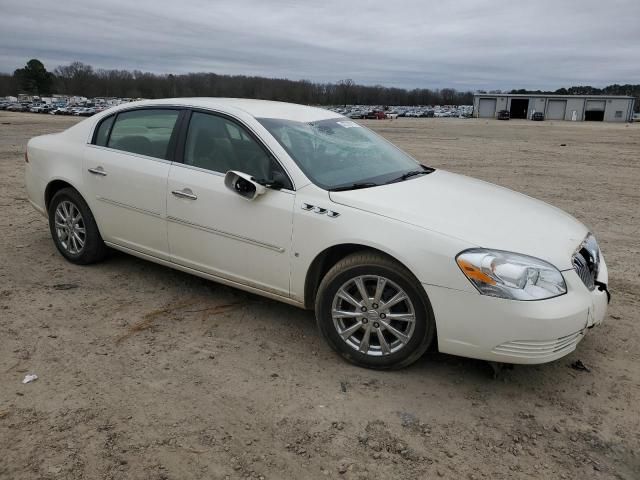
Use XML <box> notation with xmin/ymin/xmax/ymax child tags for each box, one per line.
<box><xmin>171</xmin><ymin>188</ymin><xmax>197</xmax><ymax>200</ymax></box>
<box><xmin>88</xmin><ymin>166</ymin><xmax>107</xmax><ymax>176</ymax></box>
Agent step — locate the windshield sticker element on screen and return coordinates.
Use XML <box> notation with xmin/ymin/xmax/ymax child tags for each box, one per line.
<box><xmin>336</xmin><ymin>120</ymin><xmax>361</xmax><ymax>128</ymax></box>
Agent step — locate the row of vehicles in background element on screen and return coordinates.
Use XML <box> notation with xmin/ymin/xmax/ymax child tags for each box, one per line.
<box><xmin>0</xmin><ymin>101</ymin><xmax>112</xmax><ymax>116</ymax></box>
<box><xmin>329</xmin><ymin>105</ymin><xmax>474</xmax><ymax>120</ymax></box>
<box><xmin>2</xmin><ymin>100</ymin><xmax>476</xmax><ymax>120</ymax></box>
<box><xmin>497</xmin><ymin>110</ymin><xmax>545</xmax><ymax>121</ymax></box>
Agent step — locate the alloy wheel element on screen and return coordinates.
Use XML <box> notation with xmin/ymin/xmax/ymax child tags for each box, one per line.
<box><xmin>331</xmin><ymin>275</ymin><xmax>416</xmax><ymax>356</ymax></box>
<box><xmin>54</xmin><ymin>200</ymin><xmax>86</xmax><ymax>255</ymax></box>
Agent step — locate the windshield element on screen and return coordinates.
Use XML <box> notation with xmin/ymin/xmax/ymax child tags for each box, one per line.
<box><xmin>258</xmin><ymin>117</ymin><xmax>430</xmax><ymax>190</ymax></box>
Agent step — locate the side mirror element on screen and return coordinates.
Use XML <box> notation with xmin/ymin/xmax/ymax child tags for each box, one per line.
<box><xmin>224</xmin><ymin>171</ymin><xmax>266</xmax><ymax>201</ymax></box>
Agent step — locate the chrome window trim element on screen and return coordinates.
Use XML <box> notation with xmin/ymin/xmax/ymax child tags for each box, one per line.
<box><xmin>87</xmin><ymin>103</ymin><xmax>298</xmax><ymax>191</ymax></box>
<box><xmin>86</xmin><ymin>144</ymin><xmax>173</xmax><ymax>165</ymax></box>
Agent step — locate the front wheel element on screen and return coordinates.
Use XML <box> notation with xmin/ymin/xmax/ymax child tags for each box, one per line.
<box><xmin>315</xmin><ymin>251</ymin><xmax>436</xmax><ymax>369</ymax></box>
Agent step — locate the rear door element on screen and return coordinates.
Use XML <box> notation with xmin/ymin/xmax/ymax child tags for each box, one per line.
<box><xmin>166</xmin><ymin>110</ymin><xmax>295</xmax><ymax>296</ymax></box>
<box><xmin>84</xmin><ymin>108</ymin><xmax>182</xmax><ymax>259</ymax></box>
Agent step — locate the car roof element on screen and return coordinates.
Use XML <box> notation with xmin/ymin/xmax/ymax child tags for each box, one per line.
<box><xmin>112</xmin><ymin>97</ymin><xmax>342</xmax><ymax>122</ymax></box>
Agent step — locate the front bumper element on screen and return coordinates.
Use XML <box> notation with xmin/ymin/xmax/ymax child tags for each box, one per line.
<box><xmin>424</xmin><ymin>267</ymin><xmax>609</xmax><ymax>364</ymax></box>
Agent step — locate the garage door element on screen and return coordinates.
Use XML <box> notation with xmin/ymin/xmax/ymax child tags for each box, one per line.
<box><xmin>546</xmin><ymin>100</ymin><xmax>567</xmax><ymax>120</ymax></box>
<box><xmin>585</xmin><ymin>100</ymin><xmax>605</xmax><ymax>111</ymax></box>
<box><xmin>478</xmin><ymin>98</ymin><xmax>497</xmax><ymax>118</ymax></box>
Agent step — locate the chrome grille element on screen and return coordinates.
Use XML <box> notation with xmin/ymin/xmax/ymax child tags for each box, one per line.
<box><xmin>572</xmin><ymin>234</ymin><xmax>600</xmax><ymax>291</ymax></box>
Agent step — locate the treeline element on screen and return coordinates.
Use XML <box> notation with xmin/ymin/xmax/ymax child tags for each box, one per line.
<box><xmin>1</xmin><ymin>59</ymin><xmax>475</xmax><ymax>106</ymax></box>
<box><xmin>1</xmin><ymin>59</ymin><xmax>638</xmax><ymax>109</ymax></box>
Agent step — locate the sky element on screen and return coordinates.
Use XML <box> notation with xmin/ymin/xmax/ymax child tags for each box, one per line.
<box><xmin>1</xmin><ymin>0</ymin><xmax>639</xmax><ymax>90</ymax></box>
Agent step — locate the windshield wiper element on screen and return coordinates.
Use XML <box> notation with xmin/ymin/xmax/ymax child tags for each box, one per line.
<box><xmin>329</xmin><ymin>182</ymin><xmax>379</xmax><ymax>192</ymax></box>
<box><xmin>385</xmin><ymin>166</ymin><xmax>434</xmax><ymax>184</ymax></box>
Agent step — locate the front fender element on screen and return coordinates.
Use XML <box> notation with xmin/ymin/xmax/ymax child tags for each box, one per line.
<box><xmin>290</xmin><ymin>186</ymin><xmax>477</xmax><ymax>304</ymax></box>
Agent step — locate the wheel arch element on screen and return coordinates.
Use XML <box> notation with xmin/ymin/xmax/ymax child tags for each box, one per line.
<box><xmin>303</xmin><ymin>243</ymin><xmax>422</xmax><ymax>310</ymax></box>
<box><xmin>44</xmin><ymin>178</ymin><xmax>81</xmax><ymax>212</ymax></box>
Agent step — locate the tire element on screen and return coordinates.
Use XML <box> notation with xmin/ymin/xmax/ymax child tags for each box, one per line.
<box><xmin>48</xmin><ymin>187</ymin><xmax>107</xmax><ymax>264</ymax></box>
<box><xmin>315</xmin><ymin>251</ymin><xmax>436</xmax><ymax>369</ymax></box>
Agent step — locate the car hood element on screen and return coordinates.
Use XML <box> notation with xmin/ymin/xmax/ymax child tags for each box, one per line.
<box><xmin>329</xmin><ymin>170</ymin><xmax>587</xmax><ymax>270</ymax></box>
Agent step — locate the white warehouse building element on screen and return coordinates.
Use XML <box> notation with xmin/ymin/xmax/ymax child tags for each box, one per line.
<box><xmin>473</xmin><ymin>93</ymin><xmax>636</xmax><ymax>122</ymax></box>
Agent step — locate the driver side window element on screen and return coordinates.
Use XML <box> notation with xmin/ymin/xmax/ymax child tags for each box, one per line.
<box><xmin>183</xmin><ymin>112</ymin><xmax>292</xmax><ymax>189</ymax></box>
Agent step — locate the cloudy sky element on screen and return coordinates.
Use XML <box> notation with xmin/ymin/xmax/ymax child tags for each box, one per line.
<box><xmin>1</xmin><ymin>0</ymin><xmax>638</xmax><ymax>90</ymax></box>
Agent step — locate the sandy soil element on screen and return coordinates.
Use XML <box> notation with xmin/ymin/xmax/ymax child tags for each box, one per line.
<box><xmin>1</xmin><ymin>111</ymin><xmax>638</xmax><ymax>479</ymax></box>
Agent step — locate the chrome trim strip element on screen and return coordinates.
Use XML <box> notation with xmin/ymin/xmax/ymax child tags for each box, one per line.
<box><xmin>172</xmin><ymin>162</ymin><xmax>225</xmax><ymax>177</ymax></box>
<box><xmin>166</xmin><ymin>216</ymin><xmax>285</xmax><ymax>253</ymax></box>
<box><xmin>96</xmin><ymin>196</ymin><xmax>162</xmax><ymax>217</ymax></box>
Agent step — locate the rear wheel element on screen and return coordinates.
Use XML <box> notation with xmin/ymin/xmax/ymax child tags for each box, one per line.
<box><xmin>48</xmin><ymin>188</ymin><xmax>107</xmax><ymax>264</ymax></box>
<box><xmin>315</xmin><ymin>251</ymin><xmax>435</xmax><ymax>369</ymax></box>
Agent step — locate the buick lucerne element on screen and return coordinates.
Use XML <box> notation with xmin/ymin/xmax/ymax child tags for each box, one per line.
<box><xmin>25</xmin><ymin>98</ymin><xmax>609</xmax><ymax>369</ymax></box>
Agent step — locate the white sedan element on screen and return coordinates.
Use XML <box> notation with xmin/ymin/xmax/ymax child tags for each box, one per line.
<box><xmin>25</xmin><ymin>98</ymin><xmax>609</xmax><ymax>369</ymax></box>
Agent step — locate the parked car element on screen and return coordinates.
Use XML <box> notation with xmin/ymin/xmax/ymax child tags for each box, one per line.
<box><xmin>497</xmin><ymin>110</ymin><xmax>510</xmax><ymax>120</ymax></box>
<box><xmin>365</xmin><ymin>110</ymin><xmax>386</xmax><ymax>120</ymax></box>
<box><xmin>532</xmin><ymin>112</ymin><xmax>545</xmax><ymax>121</ymax></box>
<box><xmin>29</xmin><ymin>104</ymin><xmax>47</xmax><ymax>113</ymax></box>
<box><xmin>631</xmin><ymin>112</ymin><xmax>640</xmax><ymax>122</ymax></box>
<box><xmin>7</xmin><ymin>103</ymin><xmax>28</xmax><ymax>112</ymax></box>
<box><xmin>25</xmin><ymin>98</ymin><xmax>609</xmax><ymax>369</ymax></box>
<box><xmin>73</xmin><ymin>107</ymin><xmax>96</xmax><ymax>116</ymax></box>
<box><xmin>50</xmin><ymin>107</ymin><xmax>69</xmax><ymax>115</ymax></box>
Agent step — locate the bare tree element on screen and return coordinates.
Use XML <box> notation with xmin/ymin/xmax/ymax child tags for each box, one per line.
<box><xmin>337</xmin><ymin>79</ymin><xmax>355</xmax><ymax>106</ymax></box>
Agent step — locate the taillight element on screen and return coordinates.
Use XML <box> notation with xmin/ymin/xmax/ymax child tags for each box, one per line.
<box><xmin>25</xmin><ymin>150</ymin><xmax>29</xmax><ymax>163</ymax></box>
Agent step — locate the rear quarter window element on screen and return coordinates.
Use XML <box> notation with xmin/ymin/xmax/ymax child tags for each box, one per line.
<box><xmin>94</xmin><ymin>115</ymin><xmax>114</xmax><ymax>147</ymax></box>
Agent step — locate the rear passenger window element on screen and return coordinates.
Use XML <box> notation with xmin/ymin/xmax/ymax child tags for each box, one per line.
<box><xmin>107</xmin><ymin>109</ymin><xmax>180</xmax><ymax>159</ymax></box>
<box><xmin>94</xmin><ymin>115</ymin><xmax>114</xmax><ymax>146</ymax></box>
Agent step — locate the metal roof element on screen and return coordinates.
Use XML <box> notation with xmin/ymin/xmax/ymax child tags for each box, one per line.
<box><xmin>473</xmin><ymin>93</ymin><xmax>635</xmax><ymax>99</ymax></box>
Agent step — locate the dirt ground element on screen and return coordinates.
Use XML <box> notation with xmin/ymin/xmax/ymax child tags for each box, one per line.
<box><xmin>1</xmin><ymin>111</ymin><xmax>639</xmax><ymax>480</ymax></box>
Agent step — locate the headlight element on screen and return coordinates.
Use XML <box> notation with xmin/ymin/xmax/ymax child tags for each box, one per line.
<box><xmin>456</xmin><ymin>249</ymin><xmax>566</xmax><ymax>300</ymax></box>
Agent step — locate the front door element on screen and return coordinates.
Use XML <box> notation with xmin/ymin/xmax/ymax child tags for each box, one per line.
<box><xmin>166</xmin><ymin>111</ymin><xmax>295</xmax><ymax>296</ymax></box>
